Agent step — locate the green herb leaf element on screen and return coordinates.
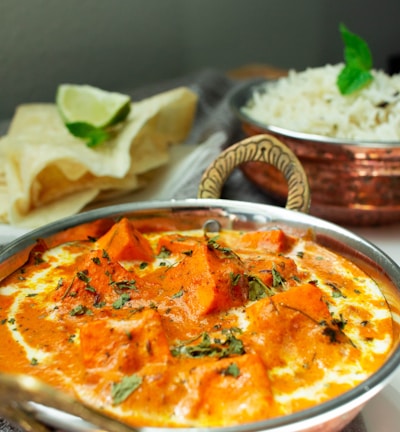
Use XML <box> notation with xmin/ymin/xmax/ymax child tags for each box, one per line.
<box><xmin>66</xmin><ymin>122</ymin><xmax>111</xmax><ymax>147</ymax></box>
<box><xmin>271</xmin><ymin>265</ymin><xmax>285</xmax><ymax>287</ymax></box>
<box><xmin>102</xmin><ymin>249</ymin><xmax>111</xmax><ymax>261</ymax></box>
<box><xmin>230</xmin><ymin>272</ymin><xmax>242</xmax><ymax>286</ymax></box>
<box><xmin>112</xmin><ymin>374</ymin><xmax>143</xmax><ymax>405</ymax></box>
<box><xmin>247</xmin><ymin>274</ymin><xmax>274</xmax><ymax>301</ymax></box>
<box><xmin>171</xmin><ymin>288</ymin><xmax>184</xmax><ymax>299</ymax></box>
<box><xmin>77</xmin><ymin>270</ymin><xmax>91</xmax><ymax>283</ymax></box>
<box><xmin>337</xmin><ymin>23</ymin><xmax>373</xmax><ymax>95</ymax></box>
<box><xmin>69</xmin><ymin>304</ymin><xmax>88</xmax><ymax>316</ymax></box>
<box><xmin>68</xmin><ymin>334</ymin><xmax>76</xmax><ymax>343</ymax></box>
<box><xmin>327</xmin><ymin>282</ymin><xmax>346</xmax><ymax>299</ymax></box>
<box><xmin>220</xmin><ymin>362</ymin><xmax>240</xmax><ymax>378</ymax></box>
<box><xmin>110</xmin><ymin>279</ymin><xmax>137</xmax><ymax>292</ymax></box>
<box><xmin>340</xmin><ymin>23</ymin><xmax>372</xmax><ymax>70</ymax></box>
<box><xmin>207</xmin><ymin>236</ymin><xmax>235</xmax><ymax>257</ymax></box>
<box><xmin>337</xmin><ymin>66</ymin><xmax>373</xmax><ymax>95</ymax></box>
<box><xmin>171</xmin><ymin>329</ymin><xmax>245</xmax><ymax>359</ymax></box>
<box><xmin>112</xmin><ymin>293</ymin><xmax>131</xmax><ymax>309</ymax></box>
<box><xmin>332</xmin><ymin>313</ymin><xmax>347</xmax><ymax>330</ymax></box>
<box><xmin>156</xmin><ymin>246</ymin><xmax>171</xmax><ymax>259</ymax></box>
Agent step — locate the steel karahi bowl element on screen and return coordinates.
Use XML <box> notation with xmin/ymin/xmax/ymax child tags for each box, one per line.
<box><xmin>229</xmin><ymin>79</ymin><xmax>400</xmax><ymax>227</ymax></box>
<box><xmin>0</xmin><ymin>135</ymin><xmax>399</xmax><ymax>432</ymax></box>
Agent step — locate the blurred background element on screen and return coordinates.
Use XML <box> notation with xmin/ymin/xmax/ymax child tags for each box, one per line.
<box><xmin>1</xmin><ymin>0</ymin><xmax>399</xmax><ymax>119</ymax></box>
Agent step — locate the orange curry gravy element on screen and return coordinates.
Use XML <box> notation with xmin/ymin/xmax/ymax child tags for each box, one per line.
<box><xmin>0</xmin><ymin>217</ymin><xmax>394</xmax><ymax>427</ymax></box>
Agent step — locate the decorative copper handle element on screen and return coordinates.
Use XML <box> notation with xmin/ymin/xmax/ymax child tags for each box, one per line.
<box><xmin>198</xmin><ymin>134</ymin><xmax>310</xmax><ymax>213</ymax></box>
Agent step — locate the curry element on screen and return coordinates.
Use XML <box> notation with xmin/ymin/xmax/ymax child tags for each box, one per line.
<box><xmin>0</xmin><ymin>217</ymin><xmax>393</xmax><ymax>427</ymax></box>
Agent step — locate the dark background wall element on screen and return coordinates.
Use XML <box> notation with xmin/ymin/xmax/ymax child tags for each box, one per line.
<box><xmin>1</xmin><ymin>0</ymin><xmax>399</xmax><ymax>119</ymax></box>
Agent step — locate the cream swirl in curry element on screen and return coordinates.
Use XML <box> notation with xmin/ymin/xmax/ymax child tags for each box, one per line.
<box><xmin>0</xmin><ymin>217</ymin><xmax>393</xmax><ymax>427</ymax></box>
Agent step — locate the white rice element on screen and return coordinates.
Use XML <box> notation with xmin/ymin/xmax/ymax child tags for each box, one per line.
<box><xmin>242</xmin><ymin>63</ymin><xmax>400</xmax><ymax>141</ymax></box>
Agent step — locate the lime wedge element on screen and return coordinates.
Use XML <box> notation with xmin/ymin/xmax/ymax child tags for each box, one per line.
<box><xmin>56</xmin><ymin>84</ymin><xmax>131</xmax><ymax>128</ymax></box>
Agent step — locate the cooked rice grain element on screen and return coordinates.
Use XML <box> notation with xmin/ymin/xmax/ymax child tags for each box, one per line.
<box><xmin>242</xmin><ymin>64</ymin><xmax>400</xmax><ymax>141</ymax></box>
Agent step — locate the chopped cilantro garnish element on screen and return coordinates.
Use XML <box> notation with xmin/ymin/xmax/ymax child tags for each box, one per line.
<box><xmin>171</xmin><ymin>329</ymin><xmax>245</xmax><ymax>359</ymax></box>
<box><xmin>171</xmin><ymin>289</ymin><xmax>184</xmax><ymax>299</ymax></box>
<box><xmin>230</xmin><ymin>272</ymin><xmax>242</xmax><ymax>286</ymax></box>
<box><xmin>111</xmin><ymin>374</ymin><xmax>143</xmax><ymax>405</ymax></box>
<box><xmin>111</xmin><ymin>279</ymin><xmax>137</xmax><ymax>292</ymax></box>
<box><xmin>247</xmin><ymin>274</ymin><xmax>274</xmax><ymax>301</ymax></box>
<box><xmin>207</xmin><ymin>236</ymin><xmax>235</xmax><ymax>257</ymax></box>
<box><xmin>157</xmin><ymin>246</ymin><xmax>171</xmax><ymax>259</ymax></box>
<box><xmin>112</xmin><ymin>293</ymin><xmax>131</xmax><ymax>309</ymax></box>
<box><xmin>220</xmin><ymin>362</ymin><xmax>240</xmax><ymax>378</ymax></box>
<box><xmin>77</xmin><ymin>270</ymin><xmax>91</xmax><ymax>283</ymax></box>
<box><xmin>271</xmin><ymin>265</ymin><xmax>285</xmax><ymax>287</ymax></box>
<box><xmin>70</xmin><ymin>304</ymin><xmax>88</xmax><ymax>316</ymax></box>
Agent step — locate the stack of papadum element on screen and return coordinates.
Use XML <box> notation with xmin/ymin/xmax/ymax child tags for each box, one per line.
<box><xmin>0</xmin><ymin>87</ymin><xmax>198</xmax><ymax>228</ymax></box>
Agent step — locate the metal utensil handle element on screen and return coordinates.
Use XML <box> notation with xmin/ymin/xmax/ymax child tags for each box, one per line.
<box><xmin>198</xmin><ymin>134</ymin><xmax>310</xmax><ymax>213</ymax></box>
<box><xmin>0</xmin><ymin>373</ymin><xmax>137</xmax><ymax>432</ymax></box>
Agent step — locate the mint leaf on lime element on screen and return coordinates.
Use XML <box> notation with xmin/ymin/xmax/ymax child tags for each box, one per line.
<box><xmin>66</xmin><ymin>122</ymin><xmax>111</xmax><ymax>147</ymax></box>
<box><xmin>337</xmin><ymin>23</ymin><xmax>373</xmax><ymax>95</ymax></box>
<box><xmin>56</xmin><ymin>84</ymin><xmax>131</xmax><ymax>147</ymax></box>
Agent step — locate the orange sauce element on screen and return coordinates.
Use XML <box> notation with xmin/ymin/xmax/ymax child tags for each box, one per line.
<box><xmin>0</xmin><ymin>218</ymin><xmax>394</xmax><ymax>427</ymax></box>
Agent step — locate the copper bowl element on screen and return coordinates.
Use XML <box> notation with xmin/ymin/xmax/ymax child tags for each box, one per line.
<box><xmin>229</xmin><ymin>79</ymin><xmax>400</xmax><ymax>226</ymax></box>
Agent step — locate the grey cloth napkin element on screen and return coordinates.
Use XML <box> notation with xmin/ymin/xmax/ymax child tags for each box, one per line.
<box><xmin>0</xmin><ymin>69</ymin><xmax>367</xmax><ymax>432</ymax></box>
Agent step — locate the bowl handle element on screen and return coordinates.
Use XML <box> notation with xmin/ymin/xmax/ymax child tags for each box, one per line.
<box><xmin>197</xmin><ymin>134</ymin><xmax>311</xmax><ymax>213</ymax></box>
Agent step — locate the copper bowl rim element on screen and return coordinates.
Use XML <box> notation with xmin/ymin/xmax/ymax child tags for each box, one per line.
<box><xmin>229</xmin><ymin>79</ymin><xmax>400</xmax><ymax>149</ymax></box>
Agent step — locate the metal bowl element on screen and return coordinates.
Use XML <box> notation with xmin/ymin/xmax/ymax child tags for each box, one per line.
<box><xmin>229</xmin><ymin>79</ymin><xmax>400</xmax><ymax>226</ymax></box>
<box><xmin>0</xmin><ymin>135</ymin><xmax>399</xmax><ymax>432</ymax></box>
